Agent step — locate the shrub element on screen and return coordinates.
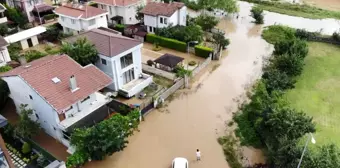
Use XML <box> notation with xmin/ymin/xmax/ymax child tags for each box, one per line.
<box><xmin>181</xmin><ymin>0</ymin><xmax>202</xmax><ymax>11</ymax></box>
<box><xmin>23</xmin><ymin>50</ymin><xmax>47</xmax><ymax>62</ymax></box>
<box><xmin>295</xmin><ymin>29</ymin><xmax>317</xmax><ymax>40</ymax></box>
<box><xmin>332</xmin><ymin>32</ymin><xmax>340</xmax><ymax>41</ymax></box>
<box><xmin>0</xmin><ymin>65</ymin><xmax>12</xmax><ymax>72</ymax></box>
<box><xmin>43</xmin><ymin>14</ymin><xmax>57</xmax><ymax>21</ymax></box>
<box><xmin>251</xmin><ymin>6</ymin><xmax>264</xmax><ymax>24</ymax></box>
<box><xmin>174</xmin><ymin>65</ymin><xmax>192</xmax><ymax>77</ymax></box>
<box><xmin>195</xmin><ymin>14</ymin><xmax>219</xmax><ymax>31</ymax></box>
<box><xmin>195</xmin><ymin>45</ymin><xmax>213</xmax><ymax>58</ymax></box>
<box><xmin>8</xmin><ymin>42</ymin><xmax>21</xmax><ymax>61</ymax></box>
<box><xmin>155</xmin><ymin>24</ymin><xmax>204</xmax><ymax>43</ymax></box>
<box><xmin>146</xmin><ymin>34</ymin><xmax>187</xmax><ymax>52</ymax></box>
<box><xmin>273</xmin><ymin>38</ymin><xmax>308</xmax><ymax>58</ymax></box>
<box><xmin>22</xmin><ymin>142</ymin><xmax>31</xmax><ymax>154</ymax></box>
<box><xmin>112</xmin><ymin>24</ymin><xmax>125</xmax><ymax>33</ymax></box>
<box><xmin>0</xmin><ymin>24</ymin><xmax>8</xmax><ymax>36</ymax></box>
<box><xmin>147</xmin><ymin>60</ymin><xmax>154</xmax><ymax>66</ymax></box>
<box><xmin>188</xmin><ymin>61</ymin><xmax>197</xmax><ymax>66</ymax></box>
<box><xmin>262</xmin><ymin>25</ymin><xmax>296</xmax><ymax>44</ymax></box>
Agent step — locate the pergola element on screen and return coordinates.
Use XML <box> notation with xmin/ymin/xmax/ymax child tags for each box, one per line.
<box><xmin>154</xmin><ymin>53</ymin><xmax>184</xmax><ymax>72</ymax></box>
<box><xmin>32</xmin><ymin>4</ymin><xmax>55</xmax><ymax>24</ymax></box>
<box><xmin>110</xmin><ymin>15</ymin><xmax>123</xmax><ymax>24</ymax></box>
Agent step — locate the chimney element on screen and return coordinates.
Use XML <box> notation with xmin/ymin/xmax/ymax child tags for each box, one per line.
<box><xmin>69</xmin><ymin>75</ymin><xmax>78</xmax><ymax>92</ymax></box>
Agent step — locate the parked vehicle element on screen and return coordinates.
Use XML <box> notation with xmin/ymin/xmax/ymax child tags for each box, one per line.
<box><xmin>172</xmin><ymin>157</ymin><xmax>189</xmax><ymax>168</ymax></box>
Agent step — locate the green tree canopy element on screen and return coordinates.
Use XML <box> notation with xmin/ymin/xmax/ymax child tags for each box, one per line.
<box><xmin>212</xmin><ymin>31</ymin><xmax>230</xmax><ymax>51</ymax></box>
<box><xmin>135</xmin><ymin>5</ymin><xmax>144</xmax><ymax>22</ymax></box>
<box><xmin>195</xmin><ymin>14</ymin><xmax>219</xmax><ymax>31</ymax></box>
<box><xmin>61</xmin><ymin>38</ymin><xmax>98</xmax><ymax>66</ymax></box>
<box><xmin>250</xmin><ymin>6</ymin><xmax>264</xmax><ymax>24</ymax></box>
<box><xmin>15</xmin><ymin>104</ymin><xmax>40</xmax><ymax>138</ymax></box>
<box><xmin>4</xmin><ymin>4</ymin><xmax>28</xmax><ymax>28</ymax></box>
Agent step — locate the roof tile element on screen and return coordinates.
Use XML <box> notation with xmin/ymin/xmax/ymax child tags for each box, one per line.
<box><xmin>54</xmin><ymin>4</ymin><xmax>107</xmax><ymax>19</ymax></box>
<box><xmin>141</xmin><ymin>2</ymin><xmax>185</xmax><ymax>17</ymax></box>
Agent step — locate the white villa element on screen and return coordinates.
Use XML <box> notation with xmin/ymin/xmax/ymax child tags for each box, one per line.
<box><xmin>4</xmin><ymin>26</ymin><xmax>46</xmax><ymax>50</ymax></box>
<box><xmin>0</xmin><ymin>36</ymin><xmax>10</xmax><ymax>67</ymax></box>
<box><xmin>93</xmin><ymin>0</ymin><xmax>147</xmax><ymax>25</ymax></box>
<box><xmin>141</xmin><ymin>1</ymin><xmax>186</xmax><ymax>33</ymax></box>
<box><xmin>0</xmin><ymin>55</ymin><xmax>112</xmax><ymax>149</ymax></box>
<box><xmin>65</xmin><ymin>27</ymin><xmax>152</xmax><ymax>98</ymax></box>
<box><xmin>54</xmin><ymin>3</ymin><xmax>108</xmax><ymax>34</ymax></box>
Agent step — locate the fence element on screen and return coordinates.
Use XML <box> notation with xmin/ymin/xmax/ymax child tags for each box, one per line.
<box><xmin>154</xmin><ymin>78</ymin><xmax>185</xmax><ymax>107</ymax></box>
<box><xmin>142</xmin><ymin>63</ymin><xmax>176</xmax><ymax>80</ymax></box>
<box><xmin>192</xmin><ymin>56</ymin><xmax>212</xmax><ymax>77</ymax></box>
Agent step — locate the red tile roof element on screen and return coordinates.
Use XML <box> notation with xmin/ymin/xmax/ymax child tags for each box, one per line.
<box><xmin>1</xmin><ymin>55</ymin><xmax>112</xmax><ymax>114</ymax></box>
<box><xmin>93</xmin><ymin>0</ymin><xmax>140</xmax><ymax>6</ymax></box>
<box><xmin>54</xmin><ymin>4</ymin><xmax>108</xmax><ymax>19</ymax></box>
<box><xmin>64</xmin><ymin>28</ymin><xmax>141</xmax><ymax>57</ymax></box>
<box><xmin>141</xmin><ymin>2</ymin><xmax>185</xmax><ymax>17</ymax></box>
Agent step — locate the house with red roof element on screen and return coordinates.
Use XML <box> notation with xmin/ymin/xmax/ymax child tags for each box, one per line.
<box><xmin>141</xmin><ymin>1</ymin><xmax>186</xmax><ymax>33</ymax></box>
<box><xmin>54</xmin><ymin>3</ymin><xmax>109</xmax><ymax>35</ymax></box>
<box><xmin>93</xmin><ymin>0</ymin><xmax>147</xmax><ymax>25</ymax></box>
<box><xmin>64</xmin><ymin>27</ymin><xmax>153</xmax><ymax>98</ymax></box>
<box><xmin>0</xmin><ymin>54</ymin><xmax>113</xmax><ymax>149</ymax></box>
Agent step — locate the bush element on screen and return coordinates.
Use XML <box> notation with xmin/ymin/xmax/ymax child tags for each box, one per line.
<box><xmin>146</xmin><ymin>34</ymin><xmax>187</xmax><ymax>52</ymax></box>
<box><xmin>112</xmin><ymin>24</ymin><xmax>125</xmax><ymax>33</ymax></box>
<box><xmin>273</xmin><ymin>38</ymin><xmax>308</xmax><ymax>58</ymax></box>
<box><xmin>23</xmin><ymin>50</ymin><xmax>47</xmax><ymax>62</ymax></box>
<box><xmin>152</xmin><ymin>42</ymin><xmax>162</xmax><ymax>51</ymax></box>
<box><xmin>0</xmin><ymin>65</ymin><xmax>12</xmax><ymax>72</ymax></box>
<box><xmin>188</xmin><ymin>61</ymin><xmax>197</xmax><ymax>66</ymax></box>
<box><xmin>147</xmin><ymin>60</ymin><xmax>154</xmax><ymax>66</ymax></box>
<box><xmin>195</xmin><ymin>45</ymin><xmax>213</xmax><ymax>58</ymax></box>
<box><xmin>43</xmin><ymin>14</ymin><xmax>57</xmax><ymax>21</ymax></box>
<box><xmin>251</xmin><ymin>6</ymin><xmax>264</xmax><ymax>24</ymax></box>
<box><xmin>0</xmin><ymin>24</ymin><xmax>8</xmax><ymax>36</ymax></box>
<box><xmin>155</xmin><ymin>24</ymin><xmax>204</xmax><ymax>43</ymax></box>
<box><xmin>332</xmin><ymin>32</ymin><xmax>340</xmax><ymax>41</ymax></box>
<box><xmin>195</xmin><ymin>14</ymin><xmax>219</xmax><ymax>31</ymax></box>
<box><xmin>22</xmin><ymin>142</ymin><xmax>31</xmax><ymax>154</ymax></box>
<box><xmin>295</xmin><ymin>29</ymin><xmax>317</xmax><ymax>40</ymax></box>
<box><xmin>8</xmin><ymin>42</ymin><xmax>21</xmax><ymax>61</ymax></box>
<box><xmin>262</xmin><ymin>25</ymin><xmax>296</xmax><ymax>44</ymax></box>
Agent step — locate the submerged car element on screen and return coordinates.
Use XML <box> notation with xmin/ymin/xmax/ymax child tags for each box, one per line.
<box><xmin>172</xmin><ymin>157</ymin><xmax>189</xmax><ymax>168</ymax></box>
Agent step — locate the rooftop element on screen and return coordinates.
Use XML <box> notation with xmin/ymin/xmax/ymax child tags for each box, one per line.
<box><xmin>4</xmin><ymin>26</ymin><xmax>46</xmax><ymax>44</ymax></box>
<box><xmin>0</xmin><ymin>55</ymin><xmax>112</xmax><ymax>114</ymax></box>
<box><xmin>54</xmin><ymin>3</ymin><xmax>108</xmax><ymax>19</ymax></box>
<box><xmin>154</xmin><ymin>53</ymin><xmax>184</xmax><ymax>68</ymax></box>
<box><xmin>92</xmin><ymin>0</ymin><xmax>140</xmax><ymax>6</ymax></box>
<box><xmin>141</xmin><ymin>2</ymin><xmax>185</xmax><ymax>17</ymax></box>
<box><xmin>64</xmin><ymin>28</ymin><xmax>142</xmax><ymax>57</ymax></box>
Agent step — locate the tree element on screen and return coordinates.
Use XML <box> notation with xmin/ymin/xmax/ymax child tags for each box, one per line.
<box><xmin>0</xmin><ymin>24</ymin><xmax>8</xmax><ymax>36</ymax></box>
<box><xmin>4</xmin><ymin>5</ymin><xmax>28</xmax><ymax>28</ymax></box>
<box><xmin>155</xmin><ymin>25</ymin><xmax>204</xmax><ymax>43</ymax></box>
<box><xmin>15</xmin><ymin>104</ymin><xmax>40</xmax><ymax>138</ymax></box>
<box><xmin>302</xmin><ymin>144</ymin><xmax>340</xmax><ymax>168</ymax></box>
<box><xmin>61</xmin><ymin>38</ymin><xmax>98</xmax><ymax>66</ymax></box>
<box><xmin>69</xmin><ymin>110</ymin><xmax>139</xmax><ymax>162</ymax></box>
<box><xmin>251</xmin><ymin>6</ymin><xmax>264</xmax><ymax>24</ymax></box>
<box><xmin>262</xmin><ymin>68</ymin><xmax>296</xmax><ymax>93</ymax></box>
<box><xmin>135</xmin><ymin>5</ymin><xmax>144</xmax><ymax>23</ymax></box>
<box><xmin>271</xmin><ymin>53</ymin><xmax>304</xmax><ymax>77</ymax></box>
<box><xmin>42</xmin><ymin>25</ymin><xmax>62</xmax><ymax>42</ymax></box>
<box><xmin>212</xmin><ymin>31</ymin><xmax>230</xmax><ymax>51</ymax></box>
<box><xmin>274</xmin><ymin>38</ymin><xmax>309</xmax><ymax>58</ymax></box>
<box><xmin>0</xmin><ymin>79</ymin><xmax>9</xmax><ymax>110</ymax></box>
<box><xmin>194</xmin><ymin>14</ymin><xmax>218</xmax><ymax>31</ymax></box>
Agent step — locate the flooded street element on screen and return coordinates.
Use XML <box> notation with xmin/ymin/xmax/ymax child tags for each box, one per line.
<box><xmin>86</xmin><ymin>5</ymin><xmax>273</xmax><ymax>168</ymax></box>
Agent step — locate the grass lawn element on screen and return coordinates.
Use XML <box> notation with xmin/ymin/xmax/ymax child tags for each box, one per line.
<box><xmin>241</xmin><ymin>0</ymin><xmax>340</xmax><ymax>20</ymax></box>
<box><xmin>284</xmin><ymin>42</ymin><xmax>340</xmax><ymax>146</ymax></box>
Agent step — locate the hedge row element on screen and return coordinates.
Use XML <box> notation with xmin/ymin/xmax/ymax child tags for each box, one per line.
<box><xmin>43</xmin><ymin>14</ymin><xmax>58</xmax><ymax>21</ymax></box>
<box><xmin>195</xmin><ymin>45</ymin><xmax>213</xmax><ymax>58</ymax></box>
<box><xmin>146</xmin><ymin>34</ymin><xmax>187</xmax><ymax>52</ymax></box>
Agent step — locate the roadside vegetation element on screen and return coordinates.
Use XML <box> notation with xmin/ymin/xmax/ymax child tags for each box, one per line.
<box><xmin>242</xmin><ymin>0</ymin><xmax>340</xmax><ymax>20</ymax></box>
<box><xmin>250</xmin><ymin>6</ymin><xmax>264</xmax><ymax>24</ymax></box>
<box><xmin>233</xmin><ymin>25</ymin><xmax>340</xmax><ymax>167</ymax></box>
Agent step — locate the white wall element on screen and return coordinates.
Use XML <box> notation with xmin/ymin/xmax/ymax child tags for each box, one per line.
<box><xmin>63</xmin><ymin>93</ymin><xmax>96</xmax><ymax>118</ymax></box>
<box><xmin>179</xmin><ymin>6</ymin><xmax>187</xmax><ymax>26</ymax></box>
<box><xmin>0</xmin><ymin>47</ymin><xmax>10</xmax><ymax>67</ymax></box>
<box><xmin>97</xmin><ymin>3</ymin><xmax>140</xmax><ymax>25</ymax></box>
<box><xmin>96</xmin><ymin>54</ymin><xmax>117</xmax><ymax>90</ymax></box>
<box><xmin>144</xmin><ymin>7</ymin><xmax>186</xmax><ymax>30</ymax></box>
<box><xmin>144</xmin><ymin>15</ymin><xmax>157</xmax><ymax>28</ymax></box>
<box><xmin>169</xmin><ymin>11</ymin><xmax>178</xmax><ymax>25</ymax></box>
<box><xmin>58</xmin><ymin>16</ymin><xmax>82</xmax><ymax>31</ymax></box>
<box><xmin>58</xmin><ymin>14</ymin><xmax>108</xmax><ymax>32</ymax></box>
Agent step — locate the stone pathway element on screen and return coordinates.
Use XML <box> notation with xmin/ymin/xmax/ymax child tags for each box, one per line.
<box><xmin>8</xmin><ymin>151</ymin><xmax>26</xmax><ymax>168</ymax></box>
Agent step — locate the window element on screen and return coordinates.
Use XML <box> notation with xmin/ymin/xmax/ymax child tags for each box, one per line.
<box><xmin>71</xmin><ymin>19</ymin><xmax>75</xmax><ymax>24</ymax></box>
<box><xmin>149</xmin><ymin>26</ymin><xmax>152</xmax><ymax>32</ymax></box>
<box><xmin>101</xmin><ymin>58</ymin><xmax>107</xmax><ymax>65</ymax></box>
<box><xmin>62</xmin><ymin>131</ymin><xmax>71</xmax><ymax>141</ymax></box>
<box><xmin>160</xmin><ymin>17</ymin><xmax>163</xmax><ymax>23</ymax></box>
<box><xmin>120</xmin><ymin>53</ymin><xmax>133</xmax><ymax>68</ymax></box>
<box><xmin>29</xmin><ymin>95</ymin><xmax>33</xmax><ymax>100</ymax></box>
<box><xmin>164</xmin><ymin>18</ymin><xmax>167</xmax><ymax>24</ymax></box>
<box><xmin>81</xmin><ymin>96</ymin><xmax>90</xmax><ymax>103</ymax></box>
<box><xmin>89</xmin><ymin>19</ymin><xmax>96</xmax><ymax>26</ymax></box>
<box><xmin>122</xmin><ymin>68</ymin><xmax>135</xmax><ymax>84</ymax></box>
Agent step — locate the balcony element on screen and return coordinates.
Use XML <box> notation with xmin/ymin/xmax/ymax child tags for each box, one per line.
<box><xmin>119</xmin><ymin>73</ymin><xmax>153</xmax><ymax>98</ymax></box>
<box><xmin>59</xmin><ymin>92</ymin><xmax>110</xmax><ymax>130</ymax></box>
<box><xmin>0</xmin><ymin>17</ymin><xmax>7</xmax><ymax>24</ymax></box>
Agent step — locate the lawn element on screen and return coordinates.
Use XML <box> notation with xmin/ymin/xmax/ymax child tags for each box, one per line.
<box><xmin>284</xmin><ymin>42</ymin><xmax>340</xmax><ymax>146</ymax></box>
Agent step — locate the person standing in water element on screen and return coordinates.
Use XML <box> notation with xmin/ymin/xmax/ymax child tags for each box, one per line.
<box><xmin>196</xmin><ymin>149</ymin><xmax>201</xmax><ymax>161</ymax></box>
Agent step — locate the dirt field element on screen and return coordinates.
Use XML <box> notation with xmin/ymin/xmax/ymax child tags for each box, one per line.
<box><xmin>302</xmin><ymin>0</ymin><xmax>340</xmax><ymax>11</ymax></box>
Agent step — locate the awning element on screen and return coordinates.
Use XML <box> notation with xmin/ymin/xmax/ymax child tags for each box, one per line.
<box><xmin>110</xmin><ymin>15</ymin><xmax>123</xmax><ymax>21</ymax></box>
<box><xmin>32</xmin><ymin>4</ymin><xmax>55</xmax><ymax>13</ymax></box>
<box><xmin>154</xmin><ymin>54</ymin><xmax>184</xmax><ymax>69</ymax></box>
<box><xmin>0</xmin><ymin>115</ymin><xmax>8</xmax><ymax>128</ymax></box>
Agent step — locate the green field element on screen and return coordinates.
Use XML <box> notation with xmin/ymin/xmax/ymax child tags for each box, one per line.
<box><xmin>285</xmin><ymin>42</ymin><xmax>340</xmax><ymax>146</ymax></box>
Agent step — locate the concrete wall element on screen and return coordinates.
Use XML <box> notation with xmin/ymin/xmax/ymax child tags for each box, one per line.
<box><xmin>19</xmin><ymin>36</ymin><xmax>39</xmax><ymax>50</ymax></box>
<box><xmin>169</xmin><ymin>11</ymin><xmax>178</xmax><ymax>25</ymax></box>
<box><xmin>58</xmin><ymin>16</ymin><xmax>82</xmax><ymax>31</ymax></box>
<box><xmin>58</xmin><ymin>14</ymin><xmax>108</xmax><ymax>32</ymax></box>
<box><xmin>0</xmin><ymin>47</ymin><xmax>10</xmax><ymax>67</ymax></box>
<box><xmin>144</xmin><ymin>15</ymin><xmax>157</xmax><ymax>33</ymax></box>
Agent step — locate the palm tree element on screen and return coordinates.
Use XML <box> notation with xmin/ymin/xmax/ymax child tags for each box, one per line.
<box><xmin>61</xmin><ymin>38</ymin><xmax>99</xmax><ymax>66</ymax></box>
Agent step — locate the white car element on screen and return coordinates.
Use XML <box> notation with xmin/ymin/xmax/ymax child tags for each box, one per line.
<box><xmin>172</xmin><ymin>157</ymin><xmax>189</xmax><ymax>168</ymax></box>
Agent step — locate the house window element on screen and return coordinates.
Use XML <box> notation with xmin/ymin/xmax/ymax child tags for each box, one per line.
<box><xmin>160</xmin><ymin>17</ymin><xmax>163</xmax><ymax>24</ymax></box>
<box><xmin>81</xmin><ymin>96</ymin><xmax>90</xmax><ymax>103</ymax></box>
<box><xmin>164</xmin><ymin>18</ymin><xmax>167</xmax><ymax>24</ymax></box>
<box><xmin>149</xmin><ymin>26</ymin><xmax>152</xmax><ymax>32</ymax></box>
<box><xmin>89</xmin><ymin>19</ymin><xmax>96</xmax><ymax>26</ymax></box>
<box><xmin>71</xmin><ymin>19</ymin><xmax>75</xmax><ymax>24</ymax></box>
<box><xmin>62</xmin><ymin>130</ymin><xmax>71</xmax><ymax>141</ymax></box>
<box><xmin>29</xmin><ymin>95</ymin><xmax>33</xmax><ymax>100</ymax></box>
<box><xmin>101</xmin><ymin>58</ymin><xmax>107</xmax><ymax>65</ymax></box>
<box><xmin>122</xmin><ymin>68</ymin><xmax>135</xmax><ymax>84</ymax></box>
<box><xmin>120</xmin><ymin>53</ymin><xmax>133</xmax><ymax>68</ymax></box>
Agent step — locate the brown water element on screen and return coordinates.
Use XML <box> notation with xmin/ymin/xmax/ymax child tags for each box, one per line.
<box><xmin>85</xmin><ymin>9</ymin><xmax>273</xmax><ymax>168</ymax></box>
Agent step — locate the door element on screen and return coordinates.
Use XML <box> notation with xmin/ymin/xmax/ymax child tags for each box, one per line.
<box><xmin>27</xmin><ymin>38</ymin><xmax>33</xmax><ymax>47</ymax></box>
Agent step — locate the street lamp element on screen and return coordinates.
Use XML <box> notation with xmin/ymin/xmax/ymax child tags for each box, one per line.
<box><xmin>297</xmin><ymin>133</ymin><xmax>316</xmax><ymax>168</ymax></box>
<box><xmin>187</xmin><ymin>41</ymin><xmax>198</xmax><ymax>54</ymax></box>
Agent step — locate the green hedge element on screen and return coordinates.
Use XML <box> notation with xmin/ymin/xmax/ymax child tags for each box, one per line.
<box><xmin>0</xmin><ymin>65</ymin><xmax>12</xmax><ymax>72</ymax></box>
<box><xmin>195</xmin><ymin>45</ymin><xmax>213</xmax><ymax>58</ymax></box>
<box><xmin>43</xmin><ymin>14</ymin><xmax>57</xmax><ymax>21</ymax></box>
<box><xmin>24</xmin><ymin>138</ymin><xmax>58</xmax><ymax>162</ymax></box>
<box><xmin>146</xmin><ymin>34</ymin><xmax>187</xmax><ymax>52</ymax></box>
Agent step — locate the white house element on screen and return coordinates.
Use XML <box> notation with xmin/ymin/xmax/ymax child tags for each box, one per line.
<box><xmin>0</xmin><ymin>4</ymin><xmax>8</xmax><ymax>24</ymax></box>
<box><xmin>0</xmin><ymin>36</ymin><xmax>10</xmax><ymax>67</ymax></box>
<box><xmin>93</xmin><ymin>0</ymin><xmax>146</xmax><ymax>25</ymax></box>
<box><xmin>141</xmin><ymin>1</ymin><xmax>186</xmax><ymax>33</ymax></box>
<box><xmin>4</xmin><ymin>26</ymin><xmax>46</xmax><ymax>50</ymax></box>
<box><xmin>54</xmin><ymin>3</ymin><xmax>109</xmax><ymax>34</ymax></box>
<box><xmin>65</xmin><ymin>27</ymin><xmax>152</xmax><ymax>98</ymax></box>
<box><xmin>6</xmin><ymin>0</ymin><xmax>54</xmax><ymax>22</ymax></box>
<box><xmin>0</xmin><ymin>55</ymin><xmax>112</xmax><ymax>149</ymax></box>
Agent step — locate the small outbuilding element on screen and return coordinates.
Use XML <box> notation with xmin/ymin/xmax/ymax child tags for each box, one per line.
<box><xmin>4</xmin><ymin>26</ymin><xmax>46</xmax><ymax>50</ymax></box>
<box><xmin>154</xmin><ymin>53</ymin><xmax>184</xmax><ymax>72</ymax></box>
